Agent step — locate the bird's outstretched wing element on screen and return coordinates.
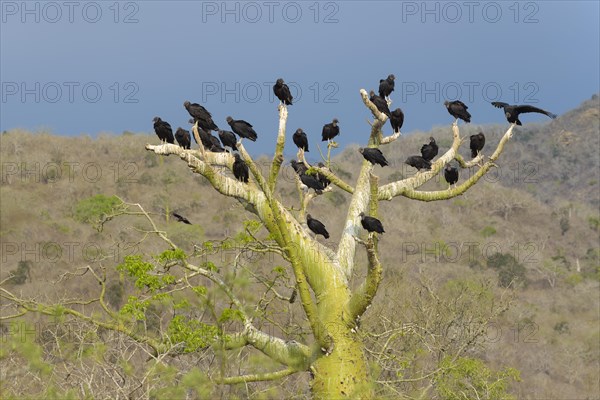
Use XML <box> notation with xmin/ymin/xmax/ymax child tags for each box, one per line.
<box><xmin>491</xmin><ymin>101</ymin><xmax>509</xmax><ymax>109</ymax></box>
<box><xmin>514</xmin><ymin>105</ymin><xmax>557</xmax><ymax>118</ymax></box>
<box><xmin>172</xmin><ymin>212</ymin><xmax>191</xmax><ymax>224</ymax></box>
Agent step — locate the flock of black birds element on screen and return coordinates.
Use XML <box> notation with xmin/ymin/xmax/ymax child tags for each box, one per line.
<box><xmin>153</xmin><ymin>76</ymin><xmax>558</xmax><ymax>238</ymax></box>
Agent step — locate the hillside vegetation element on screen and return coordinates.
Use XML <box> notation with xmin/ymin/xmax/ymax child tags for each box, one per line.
<box><xmin>1</xmin><ymin>96</ymin><xmax>598</xmax><ymax>399</ymax></box>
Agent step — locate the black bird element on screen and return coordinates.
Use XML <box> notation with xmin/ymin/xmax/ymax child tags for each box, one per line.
<box><xmin>321</xmin><ymin>118</ymin><xmax>340</xmax><ymax>141</ymax></box>
<box><xmin>290</xmin><ymin>160</ymin><xmax>308</xmax><ymax>175</ymax></box>
<box><xmin>378</xmin><ymin>74</ymin><xmax>395</xmax><ymax>99</ymax></box>
<box><xmin>444</xmin><ymin>165</ymin><xmax>459</xmax><ymax>186</ymax></box>
<box><xmin>232</xmin><ymin>153</ymin><xmax>249</xmax><ymax>183</ymax></box>
<box><xmin>218</xmin><ymin>129</ymin><xmax>237</xmax><ymax>151</ymax></box>
<box><xmin>190</xmin><ymin>122</ymin><xmax>213</xmax><ymax>149</ymax></box>
<box><xmin>174</xmin><ymin>128</ymin><xmax>191</xmax><ymax>149</ymax></box>
<box><xmin>420</xmin><ymin>137</ymin><xmax>438</xmax><ymax>161</ymax></box>
<box><xmin>405</xmin><ymin>156</ymin><xmax>432</xmax><ymax>171</ymax></box>
<box><xmin>359</xmin><ymin>212</ymin><xmax>385</xmax><ymax>234</ymax></box>
<box><xmin>273</xmin><ymin>78</ymin><xmax>293</xmax><ymax>106</ymax></box>
<box><xmin>152</xmin><ymin>117</ymin><xmax>174</xmax><ymax>144</ymax></box>
<box><xmin>390</xmin><ymin>108</ymin><xmax>404</xmax><ymax>133</ymax></box>
<box><xmin>172</xmin><ymin>212</ymin><xmax>191</xmax><ymax>225</ymax></box>
<box><xmin>293</xmin><ymin>128</ymin><xmax>309</xmax><ymax>152</ymax></box>
<box><xmin>369</xmin><ymin>90</ymin><xmax>391</xmax><ymax>118</ymax></box>
<box><xmin>444</xmin><ymin>100</ymin><xmax>471</xmax><ymax>123</ymax></box>
<box><xmin>209</xmin><ymin>134</ymin><xmax>225</xmax><ymax>152</ymax></box>
<box><xmin>359</xmin><ymin>147</ymin><xmax>388</xmax><ymax>167</ymax></box>
<box><xmin>184</xmin><ymin>101</ymin><xmax>218</xmax><ymax>131</ymax></box>
<box><xmin>226</xmin><ymin>116</ymin><xmax>258</xmax><ymax>142</ymax></box>
<box><xmin>491</xmin><ymin>102</ymin><xmax>557</xmax><ymax>125</ymax></box>
<box><xmin>300</xmin><ymin>173</ymin><xmax>325</xmax><ymax>194</ymax></box>
<box><xmin>469</xmin><ymin>132</ymin><xmax>485</xmax><ymax>158</ymax></box>
<box><xmin>306</xmin><ymin>214</ymin><xmax>329</xmax><ymax>239</ymax></box>
<box><xmin>187</xmin><ymin>118</ymin><xmax>199</xmax><ymax>144</ymax></box>
<box><xmin>316</xmin><ymin>162</ymin><xmax>331</xmax><ymax>189</ymax></box>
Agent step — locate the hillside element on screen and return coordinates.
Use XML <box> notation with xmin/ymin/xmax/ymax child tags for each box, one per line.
<box><xmin>0</xmin><ymin>96</ymin><xmax>598</xmax><ymax>399</ymax></box>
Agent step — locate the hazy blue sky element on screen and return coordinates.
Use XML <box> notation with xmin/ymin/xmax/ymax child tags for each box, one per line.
<box><xmin>1</xmin><ymin>1</ymin><xmax>599</xmax><ymax>155</ymax></box>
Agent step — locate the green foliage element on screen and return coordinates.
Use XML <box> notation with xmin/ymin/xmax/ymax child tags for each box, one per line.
<box><xmin>487</xmin><ymin>253</ymin><xmax>527</xmax><ymax>288</ymax></box>
<box><xmin>117</xmin><ymin>255</ymin><xmax>175</xmax><ymax>292</ymax></box>
<box><xmin>434</xmin><ymin>356</ymin><xmax>520</xmax><ymax>400</ymax></box>
<box><xmin>234</xmin><ymin>219</ymin><xmax>263</xmax><ymax>243</ymax></box>
<box><xmin>73</xmin><ymin>194</ymin><xmax>122</xmax><ymax>225</ymax></box>
<box><xmin>8</xmin><ymin>260</ymin><xmax>31</xmax><ymax>285</ymax></box>
<box><xmin>156</xmin><ymin>248</ymin><xmax>187</xmax><ymax>263</ymax></box>
<box><xmin>218</xmin><ymin>308</ymin><xmax>244</xmax><ymax>324</ymax></box>
<box><xmin>481</xmin><ymin>225</ymin><xmax>497</xmax><ymax>238</ymax></box>
<box><xmin>119</xmin><ymin>296</ymin><xmax>150</xmax><ymax>320</ymax></box>
<box><xmin>166</xmin><ymin>315</ymin><xmax>219</xmax><ymax>353</ymax></box>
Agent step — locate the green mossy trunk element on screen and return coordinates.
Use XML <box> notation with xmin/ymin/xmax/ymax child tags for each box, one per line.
<box><xmin>310</xmin><ymin>327</ymin><xmax>373</xmax><ymax>399</ymax></box>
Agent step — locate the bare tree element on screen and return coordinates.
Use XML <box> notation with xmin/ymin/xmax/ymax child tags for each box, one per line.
<box><xmin>2</xmin><ymin>88</ymin><xmax>520</xmax><ymax>398</ymax></box>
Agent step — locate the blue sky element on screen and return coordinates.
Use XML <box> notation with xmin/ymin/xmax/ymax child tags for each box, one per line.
<box><xmin>1</xmin><ymin>1</ymin><xmax>599</xmax><ymax>155</ymax></box>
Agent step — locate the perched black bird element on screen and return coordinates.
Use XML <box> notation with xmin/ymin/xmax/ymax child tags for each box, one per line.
<box><xmin>359</xmin><ymin>212</ymin><xmax>385</xmax><ymax>234</ymax></box>
<box><xmin>232</xmin><ymin>153</ymin><xmax>249</xmax><ymax>183</ymax></box>
<box><xmin>390</xmin><ymin>108</ymin><xmax>404</xmax><ymax>133</ymax></box>
<box><xmin>316</xmin><ymin>162</ymin><xmax>331</xmax><ymax>189</ymax></box>
<box><xmin>290</xmin><ymin>160</ymin><xmax>308</xmax><ymax>175</ymax></box>
<box><xmin>378</xmin><ymin>74</ymin><xmax>395</xmax><ymax>99</ymax></box>
<box><xmin>469</xmin><ymin>132</ymin><xmax>485</xmax><ymax>158</ymax></box>
<box><xmin>444</xmin><ymin>165</ymin><xmax>459</xmax><ymax>186</ymax></box>
<box><xmin>491</xmin><ymin>102</ymin><xmax>557</xmax><ymax>125</ymax></box>
<box><xmin>226</xmin><ymin>116</ymin><xmax>258</xmax><ymax>142</ymax></box>
<box><xmin>405</xmin><ymin>156</ymin><xmax>432</xmax><ymax>171</ymax></box>
<box><xmin>321</xmin><ymin>118</ymin><xmax>340</xmax><ymax>141</ymax></box>
<box><xmin>293</xmin><ymin>128</ymin><xmax>309</xmax><ymax>152</ymax></box>
<box><xmin>420</xmin><ymin>137</ymin><xmax>438</xmax><ymax>161</ymax></box>
<box><xmin>218</xmin><ymin>129</ymin><xmax>237</xmax><ymax>151</ymax></box>
<box><xmin>174</xmin><ymin>128</ymin><xmax>191</xmax><ymax>149</ymax></box>
<box><xmin>273</xmin><ymin>78</ymin><xmax>293</xmax><ymax>105</ymax></box>
<box><xmin>184</xmin><ymin>101</ymin><xmax>218</xmax><ymax>131</ymax></box>
<box><xmin>306</xmin><ymin>214</ymin><xmax>329</xmax><ymax>239</ymax></box>
<box><xmin>172</xmin><ymin>212</ymin><xmax>191</xmax><ymax>225</ymax></box>
<box><xmin>444</xmin><ymin>100</ymin><xmax>471</xmax><ymax>123</ymax></box>
<box><xmin>300</xmin><ymin>173</ymin><xmax>325</xmax><ymax>194</ymax></box>
<box><xmin>191</xmin><ymin>123</ymin><xmax>213</xmax><ymax>149</ymax></box>
<box><xmin>359</xmin><ymin>147</ymin><xmax>388</xmax><ymax>167</ymax></box>
<box><xmin>153</xmin><ymin>117</ymin><xmax>174</xmax><ymax>144</ymax></box>
<box><xmin>369</xmin><ymin>90</ymin><xmax>391</xmax><ymax>118</ymax></box>
<box><xmin>209</xmin><ymin>134</ymin><xmax>225</xmax><ymax>152</ymax></box>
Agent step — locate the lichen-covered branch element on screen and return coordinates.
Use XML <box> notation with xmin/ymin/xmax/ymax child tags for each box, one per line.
<box><xmin>378</xmin><ymin>123</ymin><xmax>462</xmax><ymax>200</ymax></box>
<box><xmin>268</xmin><ymin>104</ymin><xmax>288</xmax><ymax>192</ymax></box>
<box><xmin>359</xmin><ymin>89</ymin><xmax>387</xmax><ymax>145</ymax></box>
<box><xmin>306</xmin><ymin>165</ymin><xmax>355</xmax><ymax>194</ymax></box>
<box><xmin>212</xmin><ymin>367</ymin><xmax>297</xmax><ymax>385</ymax></box>
<box><xmin>348</xmin><ymin>174</ymin><xmax>383</xmax><ymax>320</ymax></box>
<box><xmin>348</xmin><ymin>236</ymin><xmax>383</xmax><ymax>321</ymax></box>
<box><xmin>336</xmin><ymin>160</ymin><xmax>373</xmax><ymax>279</ymax></box>
<box><xmin>389</xmin><ymin>124</ymin><xmax>515</xmax><ymax>202</ymax></box>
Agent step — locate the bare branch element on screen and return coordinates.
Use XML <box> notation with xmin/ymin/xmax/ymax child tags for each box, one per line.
<box><xmin>268</xmin><ymin>104</ymin><xmax>289</xmax><ymax>192</ymax></box>
<box><xmin>378</xmin><ymin>123</ymin><xmax>462</xmax><ymax>200</ymax></box>
<box><xmin>390</xmin><ymin>124</ymin><xmax>516</xmax><ymax>202</ymax></box>
<box><xmin>212</xmin><ymin>367</ymin><xmax>297</xmax><ymax>385</ymax></box>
